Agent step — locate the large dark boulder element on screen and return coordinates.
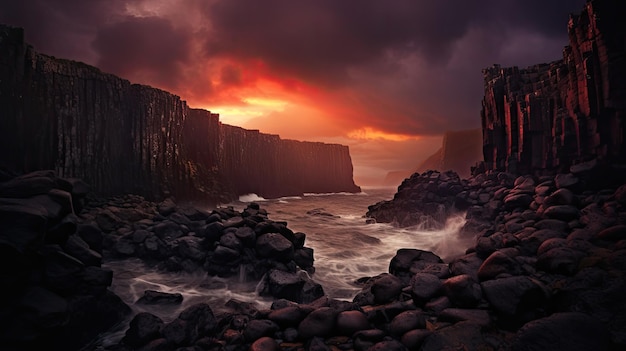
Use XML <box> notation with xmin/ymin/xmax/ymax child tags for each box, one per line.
<box><xmin>336</xmin><ymin>310</ymin><xmax>370</xmax><ymax>336</ymax></box>
<box><xmin>389</xmin><ymin>249</ymin><xmax>443</xmax><ymax>279</ymax></box>
<box><xmin>161</xmin><ymin>303</ymin><xmax>216</xmax><ymax>346</ymax></box>
<box><xmin>264</xmin><ymin>269</ymin><xmax>304</xmax><ymax>302</ymax></box>
<box><xmin>409</xmin><ymin>273</ymin><xmax>443</xmax><ymax>304</ymax></box>
<box><xmin>388</xmin><ymin>310</ymin><xmax>427</xmax><ymax>336</ymax></box>
<box><xmin>243</xmin><ymin>319</ymin><xmax>280</xmax><ymax>342</ymax></box>
<box><xmin>298</xmin><ymin>307</ymin><xmax>337</xmax><ymax>339</ymax></box>
<box><xmin>481</xmin><ymin>276</ymin><xmax>550</xmax><ymax>326</ymax></box>
<box><xmin>443</xmin><ymin>274</ymin><xmax>482</xmax><ymax>308</ymax></box>
<box><xmin>370</xmin><ymin>273</ymin><xmax>405</xmax><ymax>304</ymax></box>
<box><xmin>256</xmin><ymin>233</ymin><xmax>294</xmax><ymax>262</ymax></box>
<box><xmin>136</xmin><ymin>290</ymin><xmax>183</xmax><ymax>305</ymax></box>
<box><xmin>122</xmin><ymin>312</ymin><xmax>164</xmax><ymax>348</ymax></box>
<box><xmin>510</xmin><ymin>312</ymin><xmax>610</xmax><ymax>351</ymax></box>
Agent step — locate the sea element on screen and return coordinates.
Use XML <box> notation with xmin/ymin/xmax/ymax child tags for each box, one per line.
<box><xmin>96</xmin><ymin>187</ymin><xmax>469</xmax><ymax>347</ymax></box>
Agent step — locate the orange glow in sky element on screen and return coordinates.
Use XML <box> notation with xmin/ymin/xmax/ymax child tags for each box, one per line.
<box><xmin>1</xmin><ymin>0</ymin><xmax>585</xmax><ymax>185</ymax></box>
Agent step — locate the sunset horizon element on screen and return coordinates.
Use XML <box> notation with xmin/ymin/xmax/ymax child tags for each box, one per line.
<box><xmin>0</xmin><ymin>0</ymin><xmax>588</xmax><ymax>185</ymax></box>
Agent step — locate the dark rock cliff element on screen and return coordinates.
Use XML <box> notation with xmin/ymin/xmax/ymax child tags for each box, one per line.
<box><xmin>0</xmin><ymin>26</ymin><xmax>360</xmax><ymax>201</ymax></box>
<box><xmin>417</xmin><ymin>129</ymin><xmax>483</xmax><ymax>179</ymax></box>
<box><xmin>481</xmin><ymin>0</ymin><xmax>626</xmax><ymax>179</ymax></box>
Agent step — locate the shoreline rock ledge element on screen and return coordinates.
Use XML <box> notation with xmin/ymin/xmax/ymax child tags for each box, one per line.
<box><xmin>365</xmin><ymin>167</ymin><xmax>626</xmax><ymax>350</ymax></box>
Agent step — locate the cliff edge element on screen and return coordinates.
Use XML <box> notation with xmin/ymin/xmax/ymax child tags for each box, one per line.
<box><xmin>481</xmin><ymin>0</ymin><xmax>626</xmax><ymax>180</ymax></box>
<box><xmin>0</xmin><ymin>25</ymin><xmax>360</xmax><ymax>201</ymax></box>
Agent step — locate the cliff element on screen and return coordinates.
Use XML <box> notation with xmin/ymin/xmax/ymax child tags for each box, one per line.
<box><xmin>416</xmin><ymin>129</ymin><xmax>483</xmax><ymax>179</ymax></box>
<box><xmin>481</xmin><ymin>0</ymin><xmax>626</xmax><ymax>179</ymax></box>
<box><xmin>0</xmin><ymin>26</ymin><xmax>360</xmax><ymax>201</ymax></box>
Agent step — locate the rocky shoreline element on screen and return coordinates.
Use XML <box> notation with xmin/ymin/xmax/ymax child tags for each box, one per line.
<box><xmin>1</xmin><ymin>169</ymin><xmax>625</xmax><ymax>350</ymax></box>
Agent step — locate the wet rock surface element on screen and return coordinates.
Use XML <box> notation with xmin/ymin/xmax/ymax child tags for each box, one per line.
<box><xmin>3</xmin><ymin>168</ymin><xmax>626</xmax><ymax>350</ymax></box>
<box><xmin>0</xmin><ymin>171</ymin><xmax>130</xmax><ymax>351</ymax></box>
<box><xmin>92</xmin><ymin>169</ymin><xmax>622</xmax><ymax>351</ymax></box>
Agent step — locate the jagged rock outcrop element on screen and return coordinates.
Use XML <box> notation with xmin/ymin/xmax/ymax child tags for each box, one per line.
<box><xmin>417</xmin><ymin>129</ymin><xmax>483</xmax><ymax>179</ymax></box>
<box><xmin>481</xmin><ymin>0</ymin><xmax>626</xmax><ymax>180</ymax></box>
<box><xmin>0</xmin><ymin>171</ymin><xmax>130</xmax><ymax>350</ymax></box>
<box><xmin>383</xmin><ymin>128</ymin><xmax>482</xmax><ymax>187</ymax></box>
<box><xmin>0</xmin><ymin>25</ymin><xmax>360</xmax><ymax>202</ymax></box>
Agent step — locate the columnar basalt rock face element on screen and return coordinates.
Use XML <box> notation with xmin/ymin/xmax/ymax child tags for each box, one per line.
<box><xmin>0</xmin><ymin>26</ymin><xmax>360</xmax><ymax>201</ymax></box>
<box><xmin>481</xmin><ymin>0</ymin><xmax>626</xmax><ymax>176</ymax></box>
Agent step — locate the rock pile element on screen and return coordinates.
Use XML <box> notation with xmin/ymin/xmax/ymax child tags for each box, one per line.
<box><xmin>0</xmin><ymin>170</ymin><xmax>129</xmax><ymax>351</ymax></box>
<box><xmin>81</xmin><ymin>194</ymin><xmax>323</xmax><ymax>304</ymax></box>
<box><xmin>366</xmin><ymin>170</ymin><xmax>515</xmax><ymax>229</ymax></box>
<box><xmin>4</xmin><ymin>168</ymin><xmax>625</xmax><ymax>350</ymax></box>
<box><xmin>104</xmin><ymin>169</ymin><xmax>625</xmax><ymax>350</ymax></box>
<box><xmin>366</xmin><ymin>171</ymin><xmax>469</xmax><ymax>228</ymax></box>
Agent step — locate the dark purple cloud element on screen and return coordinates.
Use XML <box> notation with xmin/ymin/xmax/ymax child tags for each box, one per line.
<box><xmin>0</xmin><ymin>0</ymin><xmax>588</xmax><ymax>136</ymax></box>
<box><xmin>203</xmin><ymin>0</ymin><xmax>585</xmax><ymax>87</ymax></box>
<box><xmin>92</xmin><ymin>16</ymin><xmax>193</xmax><ymax>88</ymax></box>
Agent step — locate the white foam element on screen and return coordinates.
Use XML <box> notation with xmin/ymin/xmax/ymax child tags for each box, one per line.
<box><xmin>303</xmin><ymin>191</ymin><xmax>367</xmax><ymax>197</ymax></box>
<box><xmin>238</xmin><ymin>193</ymin><xmax>267</xmax><ymax>202</ymax></box>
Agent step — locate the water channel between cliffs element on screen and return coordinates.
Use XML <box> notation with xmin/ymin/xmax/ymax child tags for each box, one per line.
<box><xmin>100</xmin><ymin>187</ymin><xmax>468</xmax><ymax>345</ymax></box>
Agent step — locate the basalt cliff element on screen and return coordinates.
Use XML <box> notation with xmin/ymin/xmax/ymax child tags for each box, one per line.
<box><xmin>481</xmin><ymin>0</ymin><xmax>626</xmax><ymax>180</ymax></box>
<box><xmin>0</xmin><ymin>25</ymin><xmax>360</xmax><ymax>202</ymax></box>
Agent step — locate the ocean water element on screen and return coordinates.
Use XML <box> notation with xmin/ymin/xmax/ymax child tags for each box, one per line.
<box><xmin>98</xmin><ymin>187</ymin><xmax>469</xmax><ymax>346</ymax></box>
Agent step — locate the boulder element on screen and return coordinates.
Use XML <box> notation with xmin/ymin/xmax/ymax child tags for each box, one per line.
<box><xmin>595</xmin><ymin>225</ymin><xmax>626</xmax><ymax>241</ymax></box>
<box><xmin>265</xmin><ymin>270</ymin><xmax>305</xmax><ymax>302</ymax></box>
<box><xmin>122</xmin><ymin>312</ymin><xmax>164</xmax><ymax>348</ymax></box>
<box><xmin>389</xmin><ymin>249</ymin><xmax>443</xmax><ymax>278</ymax></box>
<box><xmin>367</xmin><ymin>340</ymin><xmax>409</xmax><ymax>351</ymax></box>
<box><xmin>152</xmin><ymin>220</ymin><xmax>185</xmax><ymax>241</ymax></box>
<box><xmin>256</xmin><ymin>233</ymin><xmax>294</xmax><ymax>262</ymax></box>
<box><xmin>544</xmin><ymin>188</ymin><xmax>575</xmax><ymax>207</ymax></box>
<box><xmin>174</xmin><ymin>236</ymin><xmax>206</xmax><ymax>261</ymax></box>
<box><xmin>449</xmin><ymin>253</ymin><xmax>483</xmax><ymax>280</ymax></box>
<box><xmin>203</xmin><ymin>221</ymin><xmax>224</xmax><ymax>243</ymax></box>
<box><xmin>442</xmin><ymin>274</ymin><xmax>482</xmax><ymax>308</ymax></box>
<box><xmin>136</xmin><ymin>290</ymin><xmax>183</xmax><ymax>305</ymax></box>
<box><xmin>336</xmin><ymin>310</ymin><xmax>370</xmax><ymax>336</ymax></box>
<box><xmin>298</xmin><ymin>307</ymin><xmax>337</xmax><ymax>339</ymax></box>
<box><xmin>477</xmin><ymin>249</ymin><xmax>522</xmax><ymax>281</ymax></box>
<box><xmin>409</xmin><ymin>273</ymin><xmax>442</xmax><ymax>304</ymax></box>
<box><xmin>370</xmin><ymin>273</ymin><xmax>405</xmax><ymax>304</ymax></box>
<box><xmin>511</xmin><ymin>312</ymin><xmax>610</xmax><ymax>351</ymax></box>
<box><xmin>439</xmin><ymin>308</ymin><xmax>491</xmax><ymax>327</ymax></box>
<box><xmin>243</xmin><ymin>319</ymin><xmax>280</xmax><ymax>342</ymax></box>
<box><xmin>504</xmin><ymin>194</ymin><xmax>533</xmax><ymax>210</ymax></box>
<box><xmin>353</xmin><ymin>329</ymin><xmax>387</xmax><ymax>351</ymax></box>
<box><xmin>267</xmin><ymin>306</ymin><xmax>307</xmax><ymax>327</ymax></box>
<box><xmin>249</xmin><ymin>336</ymin><xmax>280</xmax><ymax>351</ymax></box>
<box><xmin>543</xmin><ymin>205</ymin><xmax>580</xmax><ymax>221</ymax></box>
<box><xmin>219</xmin><ymin>231</ymin><xmax>243</xmax><ymax>251</ymax></box>
<box><xmin>157</xmin><ymin>198</ymin><xmax>177</xmax><ymax>216</ymax></box>
<box><xmin>161</xmin><ymin>303</ymin><xmax>216</xmax><ymax>346</ymax></box>
<box><xmin>420</xmin><ymin>321</ymin><xmax>487</xmax><ymax>351</ymax></box>
<box><xmin>534</xmin><ymin>219</ymin><xmax>569</xmax><ymax>232</ymax></box>
<box><xmin>63</xmin><ymin>235</ymin><xmax>102</xmax><ymax>266</ymax></box>
<box><xmin>555</xmin><ymin>173</ymin><xmax>579</xmax><ymax>189</ymax></box>
<box><xmin>388</xmin><ymin>310</ymin><xmax>427</xmax><ymax>336</ymax></box>
<box><xmin>76</xmin><ymin>223</ymin><xmax>103</xmax><ymax>253</ymax></box>
<box><xmin>0</xmin><ymin>175</ymin><xmax>56</xmax><ymax>198</ymax></box>
<box><xmin>401</xmin><ymin>329</ymin><xmax>432</xmax><ymax>350</ymax></box>
<box><xmin>537</xmin><ymin>247</ymin><xmax>585</xmax><ymax>275</ymax></box>
<box><xmin>235</xmin><ymin>226</ymin><xmax>256</xmax><ymax>247</ymax></box>
<box><xmin>481</xmin><ymin>276</ymin><xmax>549</xmax><ymax>324</ymax></box>
<box><xmin>424</xmin><ymin>296</ymin><xmax>452</xmax><ymax>313</ymax></box>
<box><xmin>210</xmin><ymin>245</ymin><xmax>241</xmax><ymax>265</ymax></box>
<box><xmin>0</xmin><ymin>201</ymin><xmax>47</xmax><ymax>252</ymax></box>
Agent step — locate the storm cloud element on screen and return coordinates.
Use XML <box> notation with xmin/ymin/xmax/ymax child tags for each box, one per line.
<box><xmin>0</xmin><ymin>0</ymin><xmax>588</xmax><ymax>180</ymax></box>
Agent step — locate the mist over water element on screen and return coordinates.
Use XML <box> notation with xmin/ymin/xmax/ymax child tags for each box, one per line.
<box><xmin>99</xmin><ymin>187</ymin><xmax>468</xmax><ymax>346</ymax></box>
<box><xmin>251</xmin><ymin>188</ymin><xmax>469</xmax><ymax>299</ymax></box>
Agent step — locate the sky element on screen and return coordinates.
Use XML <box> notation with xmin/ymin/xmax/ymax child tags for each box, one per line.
<box><xmin>0</xmin><ymin>0</ymin><xmax>587</xmax><ymax>185</ymax></box>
